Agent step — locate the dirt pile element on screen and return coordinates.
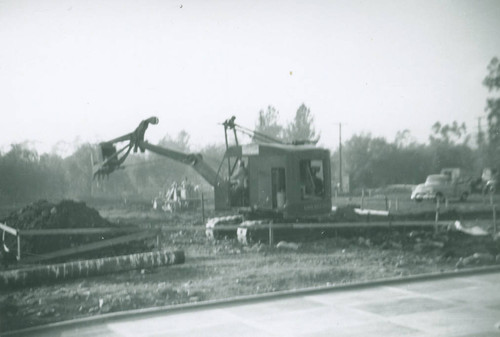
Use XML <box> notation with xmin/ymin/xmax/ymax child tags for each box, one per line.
<box><xmin>2</xmin><ymin>200</ymin><xmax>112</xmax><ymax>230</ymax></box>
<box><xmin>1</xmin><ymin>200</ymin><xmax>150</xmax><ymax>264</ymax></box>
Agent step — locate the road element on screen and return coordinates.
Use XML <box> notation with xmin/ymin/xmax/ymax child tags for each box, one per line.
<box><xmin>4</xmin><ymin>269</ymin><xmax>500</xmax><ymax>337</ymax></box>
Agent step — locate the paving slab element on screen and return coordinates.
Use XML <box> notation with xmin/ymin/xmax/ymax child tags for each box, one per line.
<box><xmin>5</xmin><ymin>271</ymin><xmax>500</xmax><ymax>337</ymax></box>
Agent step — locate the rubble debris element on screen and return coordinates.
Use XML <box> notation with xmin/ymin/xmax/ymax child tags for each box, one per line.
<box><xmin>243</xmin><ymin>243</ymin><xmax>266</xmax><ymax>253</ymax></box>
<box><xmin>452</xmin><ymin>221</ymin><xmax>489</xmax><ymax>236</ymax></box>
<box><xmin>357</xmin><ymin>237</ymin><xmax>372</xmax><ymax>247</ymax></box>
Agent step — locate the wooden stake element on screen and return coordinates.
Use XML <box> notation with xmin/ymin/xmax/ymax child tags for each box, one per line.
<box><xmin>493</xmin><ymin>205</ymin><xmax>497</xmax><ymax>237</ymax></box>
<box><xmin>17</xmin><ymin>234</ymin><xmax>21</xmax><ymax>261</ymax></box>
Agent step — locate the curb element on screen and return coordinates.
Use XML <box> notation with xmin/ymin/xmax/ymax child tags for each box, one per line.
<box><xmin>3</xmin><ymin>264</ymin><xmax>500</xmax><ymax>336</ymax></box>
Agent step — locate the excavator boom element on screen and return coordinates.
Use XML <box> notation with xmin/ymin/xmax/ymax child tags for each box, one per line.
<box><xmin>93</xmin><ymin>117</ymin><xmax>221</xmax><ymax>187</ymax></box>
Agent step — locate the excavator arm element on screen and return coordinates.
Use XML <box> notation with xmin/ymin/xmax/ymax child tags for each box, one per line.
<box><xmin>93</xmin><ymin>117</ymin><xmax>221</xmax><ymax>187</ymax></box>
<box><xmin>137</xmin><ymin>142</ymin><xmax>220</xmax><ymax>187</ymax></box>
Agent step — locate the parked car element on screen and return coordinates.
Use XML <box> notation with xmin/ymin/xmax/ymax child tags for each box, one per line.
<box><xmin>411</xmin><ymin>174</ymin><xmax>471</xmax><ymax>202</ymax></box>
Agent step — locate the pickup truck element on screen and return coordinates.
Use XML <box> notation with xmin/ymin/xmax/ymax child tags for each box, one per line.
<box><xmin>411</xmin><ymin>173</ymin><xmax>471</xmax><ymax>202</ymax></box>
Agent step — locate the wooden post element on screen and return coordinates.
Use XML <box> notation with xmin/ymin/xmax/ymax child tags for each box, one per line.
<box><xmin>201</xmin><ymin>193</ymin><xmax>205</xmax><ymax>224</ymax></box>
<box><xmin>385</xmin><ymin>196</ymin><xmax>389</xmax><ymax>211</ymax></box>
<box><xmin>361</xmin><ymin>189</ymin><xmax>365</xmax><ymax>209</ymax></box>
<box><xmin>395</xmin><ymin>198</ymin><xmax>399</xmax><ymax>212</ymax></box>
<box><xmin>493</xmin><ymin>204</ymin><xmax>497</xmax><ymax>237</ymax></box>
<box><xmin>490</xmin><ymin>192</ymin><xmax>494</xmax><ymax>206</ymax></box>
<box><xmin>445</xmin><ymin>198</ymin><xmax>449</xmax><ymax>209</ymax></box>
<box><xmin>268</xmin><ymin>224</ymin><xmax>274</xmax><ymax>245</ymax></box>
<box><xmin>17</xmin><ymin>234</ymin><xmax>21</xmax><ymax>261</ymax></box>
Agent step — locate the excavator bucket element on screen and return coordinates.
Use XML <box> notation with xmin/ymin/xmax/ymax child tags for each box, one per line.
<box><xmin>92</xmin><ymin>143</ymin><xmax>129</xmax><ymax>179</ymax></box>
<box><xmin>91</xmin><ymin>117</ymin><xmax>159</xmax><ymax>180</ymax></box>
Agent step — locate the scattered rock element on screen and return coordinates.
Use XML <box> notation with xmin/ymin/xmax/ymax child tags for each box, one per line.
<box><xmin>357</xmin><ymin>237</ymin><xmax>372</xmax><ymax>247</ymax></box>
<box><xmin>37</xmin><ymin>308</ymin><xmax>56</xmax><ymax>317</ymax></box>
<box><xmin>414</xmin><ymin>240</ymin><xmax>444</xmax><ymax>252</ymax></box>
<box><xmin>456</xmin><ymin>253</ymin><xmax>495</xmax><ymax>268</ymax></box>
<box><xmin>244</xmin><ymin>243</ymin><xmax>265</xmax><ymax>253</ymax></box>
<box><xmin>100</xmin><ymin>304</ymin><xmax>112</xmax><ymax>313</ymax></box>
<box><xmin>276</xmin><ymin>241</ymin><xmax>300</xmax><ymax>250</ymax></box>
<box><xmin>381</xmin><ymin>241</ymin><xmax>402</xmax><ymax>250</ymax></box>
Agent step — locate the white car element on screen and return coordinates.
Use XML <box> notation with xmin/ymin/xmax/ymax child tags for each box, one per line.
<box><xmin>411</xmin><ymin>174</ymin><xmax>470</xmax><ymax>202</ymax></box>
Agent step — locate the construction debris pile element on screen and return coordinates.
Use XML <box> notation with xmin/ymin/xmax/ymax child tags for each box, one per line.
<box><xmin>1</xmin><ymin>200</ymin><xmax>150</xmax><ymax>264</ymax></box>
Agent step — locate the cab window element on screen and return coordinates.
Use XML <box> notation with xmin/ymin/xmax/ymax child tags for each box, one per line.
<box><xmin>299</xmin><ymin>159</ymin><xmax>325</xmax><ymax>199</ymax></box>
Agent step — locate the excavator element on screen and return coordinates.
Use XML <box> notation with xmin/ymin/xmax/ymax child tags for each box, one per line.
<box><xmin>93</xmin><ymin>116</ymin><xmax>332</xmax><ymax>241</ymax></box>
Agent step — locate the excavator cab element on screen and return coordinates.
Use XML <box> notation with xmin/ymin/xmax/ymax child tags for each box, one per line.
<box><xmin>222</xmin><ymin>143</ymin><xmax>331</xmax><ymax>219</ymax></box>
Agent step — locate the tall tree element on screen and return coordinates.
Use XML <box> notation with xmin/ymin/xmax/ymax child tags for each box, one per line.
<box><xmin>429</xmin><ymin>121</ymin><xmax>469</xmax><ymax>145</ymax></box>
<box><xmin>254</xmin><ymin>106</ymin><xmax>284</xmax><ymax>143</ymax></box>
<box><xmin>483</xmin><ymin>57</ymin><xmax>500</xmax><ymax>167</ymax></box>
<box><xmin>284</xmin><ymin>104</ymin><xmax>319</xmax><ymax>143</ymax></box>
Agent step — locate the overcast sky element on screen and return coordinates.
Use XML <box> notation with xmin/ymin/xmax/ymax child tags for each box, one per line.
<box><xmin>1</xmin><ymin>0</ymin><xmax>499</xmax><ymax>155</ymax></box>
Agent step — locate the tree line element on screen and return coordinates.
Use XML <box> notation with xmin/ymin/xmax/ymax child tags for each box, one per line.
<box><xmin>1</xmin><ymin>57</ymin><xmax>499</xmax><ymax>203</ymax></box>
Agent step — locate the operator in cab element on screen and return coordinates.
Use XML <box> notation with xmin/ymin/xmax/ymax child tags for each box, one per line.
<box><xmin>230</xmin><ymin>159</ymin><xmax>248</xmax><ymax>206</ymax></box>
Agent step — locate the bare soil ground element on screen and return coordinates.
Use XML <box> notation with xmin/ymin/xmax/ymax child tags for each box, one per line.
<box><xmin>1</xmin><ymin>197</ymin><xmax>500</xmax><ymax>333</ymax></box>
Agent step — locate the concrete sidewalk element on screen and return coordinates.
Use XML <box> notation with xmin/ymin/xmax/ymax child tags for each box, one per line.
<box><xmin>6</xmin><ymin>271</ymin><xmax>500</xmax><ymax>337</ymax></box>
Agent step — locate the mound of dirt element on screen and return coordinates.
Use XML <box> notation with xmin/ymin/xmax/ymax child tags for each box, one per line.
<box><xmin>2</xmin><ymin>200</ymin><xmax>112</xmax><ymax>230</ymax></box>
<box><xmin>1</xmin><ymin>200</ymin><xmax>150</xmax><ymax>265</ymax></box>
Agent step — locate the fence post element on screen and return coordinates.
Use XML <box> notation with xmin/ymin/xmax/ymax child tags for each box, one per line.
<box><xmin>395</xmin><ymin>198</ymin><xmax>399</xmax><ymax>212</ymax></box>
<box><xmin>435</xmin><ymin>198</ymin><xmax>440</xmax><ymax>233</ymax></box>
<box><xmin>361</xmin><ymin>189</ymin><xmax>365</xmax><ymax>209</ymax></box>
<box><xmin>268</xmin><ymin>224</ymin><xmax>274</xmax><ymax>245</ymax></box>
<box><xmin>385</xmin><ymin>196</ymin><xmax>389</xmax><ymax>211</ymax></box>
<box><xmin>492</xmin><ymin>192</ymin><xmax>497</xmax><ymax>237</ymax></box>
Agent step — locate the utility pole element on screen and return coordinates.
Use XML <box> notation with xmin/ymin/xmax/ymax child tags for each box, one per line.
<box><xmin>338</xmin><ymin>123</ymin><xmax>343</xmax><ymax>193</ymax></box>
<box><xmin>477</xmin><ymin>117</ymin><xmax>484</xmax><ymax>146</ymax></box>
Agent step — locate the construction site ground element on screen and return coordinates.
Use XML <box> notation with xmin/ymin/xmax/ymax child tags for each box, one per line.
<box><xmin>1</xmin><ymin>194</ymin><xmax>500</xmax><ymax>333</ymax></box>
